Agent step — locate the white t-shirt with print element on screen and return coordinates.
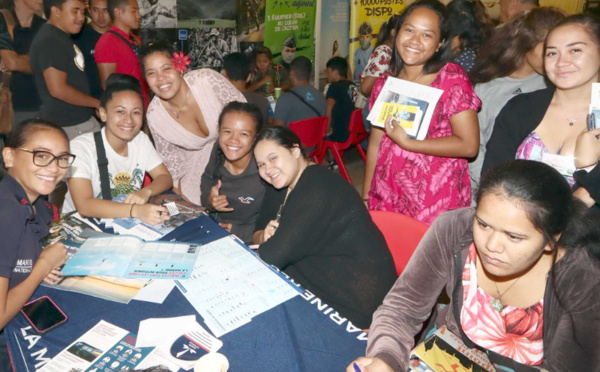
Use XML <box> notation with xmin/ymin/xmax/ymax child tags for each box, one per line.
<box><xmin>62</xmin><ymin>127</ymin><xmax>163</xmax><ymax>213</ymax></box>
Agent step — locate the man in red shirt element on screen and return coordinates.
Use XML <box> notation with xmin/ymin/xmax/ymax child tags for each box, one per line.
<box><xmin>94</xmin><ymin>0</ymin><xmax>148</xmax><ymax>107</ymax></box>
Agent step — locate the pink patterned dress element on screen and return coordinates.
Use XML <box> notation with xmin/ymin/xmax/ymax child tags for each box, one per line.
<box><xmin>367</xmin><ymin>63</ymin><xmax>481</xmax><ymax>225</ymax></box>
<box><xmin>461</xmin><ymin>244</ymin><xmax>544</xmax><ymax>365</ymax></box>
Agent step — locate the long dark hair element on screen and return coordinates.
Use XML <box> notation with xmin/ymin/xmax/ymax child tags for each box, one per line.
<box><xmin>375</xmin><ymin>14</ymin><xmax>402</xmax><ymax>48</ymax></box>
<box><xmin>254</xmin><ymin>126</ymin><xmax>307</xmax><ymax>160</ymax></box>
<box><xmin>446</xmin><ymin>0</ymin><xmax>493</xmax><ymax>58</ymax></box>
<box><xmin>138</xmin><ymin>40</ymin><xmax>176</xmax><ymax>75</ymax></box>
<box><xmin>469</xmin><ymin>7</ymin><xmax>566</xmax><ymax>84</ymax></box>
<box><xmin>545</xmin><ymin>13</ymin><xmax>600</xmax><ymax>56</ymax></box>
<box><xmin>477</xmin><ymin>160</ymin><xmax>600</xmax><ymax>262</ymax></box>
<box><xmin>389</xmin><ymin>0</ymin><xmax>452</xmax><ymax>76</ymax></box>
<box><xmin>212</xmin><ymin>102</ymin><xmax>264</xmax><ymax>181</ymax></box>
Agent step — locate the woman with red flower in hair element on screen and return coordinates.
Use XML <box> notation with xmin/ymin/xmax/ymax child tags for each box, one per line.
<box><xmin>139</xmin><ymin>41</ymin><xmax>245</xmax><ymax>206</ymax></box>
<box><xmin>350</xmin><ymin>160</ymin><xmax>600</xmax><ymax>372</ymax></box>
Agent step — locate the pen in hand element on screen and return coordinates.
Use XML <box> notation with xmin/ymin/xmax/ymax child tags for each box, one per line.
<box><xmin>276</xmin><ymin>203</ymin><xmax>284</xmax><ymax>223</ymax></box>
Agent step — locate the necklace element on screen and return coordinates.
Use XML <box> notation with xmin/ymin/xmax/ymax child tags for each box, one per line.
<box><xmin>165</xmin><ymin>89</ymin><xmax>190</xmax><ymax>119</ymax></box>
<box><xmin>491</xmin><ymin>277</ymin><xmax>522</xmax><ymax>312</ymax></box>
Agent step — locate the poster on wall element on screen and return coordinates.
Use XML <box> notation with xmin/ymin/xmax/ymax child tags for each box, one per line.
<box><xmin>139</xmin><ymin>28</ymin><xmax>187</xmax><ymax>53</ymax></box>
<box><xmin>176</xmin><ymin>0</ymin><xmax>236</xmax><ymax>28</ymax></box>
<box><xmin>188</xmin><ymin>28</ymin><xmax>238</xmax><ymax>70</ymax></box>
<box><xmin>236</xmin><ymin>0</ymin><xmax>266</xmax><ymax>42</ymax></box>
<box><xmin>263</xmin><ymin>0</ymin><xmax>316</xmax><ymax>75</ymax></box>
<box><xmin>139</xmin><ymin>0</ymin><xmax>177</xmax><ymax>28</ymax></box>
<box><xmin>318</xmin><ymin>0</ymin><xmax>350</xmax><ymax>82</ymax></box>
<box><xmin>349</xmin><ymin>0</ymin><xmax>405</xmax><ymax>82</ymax></box>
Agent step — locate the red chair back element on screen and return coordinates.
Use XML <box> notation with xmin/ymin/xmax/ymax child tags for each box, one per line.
<box><xmin>289</xmin><ymin>116</ymin><xmax>328</xmax><ymax>162</ymax></box>
<box><xmin>369</xmin><ymin>210</ymin><xmax>428</xmax><ymax>275</ymax></box>
<box><xmin>338</xmin><ymin>109</ymin><xmax>368</xmax><ymax>149</ymax></box>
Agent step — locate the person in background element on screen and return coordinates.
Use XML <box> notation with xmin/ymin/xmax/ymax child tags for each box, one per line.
<box><xmin>360</xmin><ymin>15</ymin><xmax>402</xmax><ymax>144</ymax></box>
<box><xmin>273</xmin><ymin>56</ymin><xmax>326</xmax><ymax>127</ymax></box>
<box><xmin>499</xmin><ymin>0</ymin><xmax>538</xmax><ymax>23</ymax></box>
<box><xmin>200</xmin><ymin>102</ymin><xmax>266</xmax><ymax>244</ymax></box>
<box><xmin>483</xmin><ymin>14</ymin><xmax>600</xmax><ymax>187</ymax></box>
<box><xmin>0</xmin><ymin>119</ymin><xmax>70</xmax><ymax>368</ymax></box>
<box><xmin>324</xmin><ymin>57</ymin><xmax>358</xmax><ymax>142</ymax></box>
<box><xmin>73</xmin><ymin>0</ymin><xmax>111</xmax><ymax>100</ymax></box>
<box><xmin>573</xmin><ymin>127</ymin><xmax>600</xmax><ymax>213</ymax></box>
<box><xmin>0</xmin><ymin>0</ymin><xmax>45</xmax><ymax>124</ymax></box>
<box><xmin>29</xmin><ymin>0</ymin><xmax>101</xmax><ymax>140</ymax></box>
<box><xmin>363</xmin><ymin>0</ymin><xmax>480</xmax><ymax>225</ymax></box>
<box><xmin>253</xmin><ymin>126</ymin><xmax>396</xmax><ymax>329</ymax></box>
<box><xmin>354</xmin><ymin>21</ymin><xmax>373</xmax><ymax>82</ymax></box>
<box><xmin>468</xmin><ymin>7</ymin><xmax>565</xmax><ymax>197</ymax></box>
<box><xmin>95</xmin><ymin>0</ymin><xmax>148</xmax><ymax>107</ymax></box>
<box><xmin>446</xmin><ymin>0</ymin><xmax>493</xmax><ymax>73</ymax></box>
<box><xmin>349</xmin><ymin>160</ymin><xmax>600</xmax><ymax>372</ymax></box>
<box><xmin>222</xmin><ymin>52</ymin><xmax>269</xmax><ymax>124</ymax></box>
<box><xmin>247</xmin><ymin>46</ymin><xmax>275</xmax><ymax>96</ymax></box>
<box><xmin>361</xmin><ymin>15</ymin><xmax>401</xmax><ymax>101</ymax></box>
<box><xmin>63</xmin><ymin>74</ymin><xmax>172</xmax><ymax>224</ymax></box>
<box><xmin>140</xmin><ymin>41</ymin><xmax>245</xmax><ymax>206</ymax></box>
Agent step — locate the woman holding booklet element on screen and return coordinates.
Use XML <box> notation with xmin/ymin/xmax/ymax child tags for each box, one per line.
<box><xmin>349</xmin><ymin>160</ymin><xmax>600</xmax><ymax>372</ymax></box>
<box><xmin>362</xmin><ymin>0</ymin><xmax>481</xmax><ymax>225</ymax></box>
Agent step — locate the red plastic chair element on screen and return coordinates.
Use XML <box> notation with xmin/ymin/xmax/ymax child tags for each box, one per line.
<box><xmin>288</xmin><ymin>116</ymin><xmax>328</xmax><ymax>163</ymax></box>
<box><xmin>319</xmin><ymin>109</ymin><xmax>368</xmax><ymax>184</ymax></box>
<box><xmin>369</xmin><ymin>210</ymin><xmax>428</xmax><ymax>275</ymax></box>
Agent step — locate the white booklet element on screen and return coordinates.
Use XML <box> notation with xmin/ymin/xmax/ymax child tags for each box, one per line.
<box><xmin>367</xmin><ymin>76</ymin><xmax>443</xmax><ymax>140</ymax></box>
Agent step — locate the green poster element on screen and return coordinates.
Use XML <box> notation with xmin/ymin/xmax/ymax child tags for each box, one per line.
<box><xmin>264</xmin><ymin>0</ymin><xmax>316</xmax><ymax>70</ymax></box>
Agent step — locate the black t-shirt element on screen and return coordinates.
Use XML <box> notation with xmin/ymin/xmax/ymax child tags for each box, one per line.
<box><xmin>73</xmin><ymin>24</ymin><xmax>102</xmax><ymax>99</ymax></box>
<box><xmin>30</xmin><ymin>23</ymin><xmax>93</xmax><ymax>127</ymax></box>
<box><xmin>242</xmin><ymin>91</ymin><xmax>268</xmax><ymax>126</ymax></box>
<box><xmin>326</xmin><ymin>80</ymin><xmax>357</xmax><ymax>142</ymax></box>
<box><xmin>0</xmin><ymin>10</ymin><xmax>45</xmax><ymax>111</ymax></box>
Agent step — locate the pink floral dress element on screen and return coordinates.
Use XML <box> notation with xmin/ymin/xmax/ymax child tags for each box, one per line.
<box><xmin>461</xmin><ymin>244</ymin><xmax>544</xmax><ymax>365</ymax></box>
<box><xmin>367</xmin><ymin>63</ymin><xmax>481</xmax><ymax>225</ymax></box>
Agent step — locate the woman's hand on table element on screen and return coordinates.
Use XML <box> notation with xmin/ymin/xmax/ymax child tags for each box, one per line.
<box><xmin>262</xmin><ymin>220</ymin><xmax>279</xmax><ymax>243</ymax></box>
<box><xmin>132</xmin><ymin>203</ymin><xmax>170</xmax><ymax>226</ymax></box>
<box><xmin>43</xmin><ymin>269</ymin><xmax>64</xmax><ymax>285</ymax></box>
<box><xmin>208</xmin><ymin>180</ymin><xmax>234</xmax><ymax>212</ymax></box>
<box><xmin>39</xmin><ymin>242</ymin><xmax>68</xmax><ymax>276</ymax></box>
<box><xmin>219</xmin><ymin>222</ymin><xmax>233</xmax><ymax>232</ymax></box>
<box><xmin>124</xmin><ymin>188</ymin><xmax>153</xmax><ymax>205</ymax></box>
<box><xmin>575</xmin><ymin>128</ymin><xmax>600</xmax><ymax>169</ymax></box>
<box><xmin>347</xmin><ymin>357</ymin><xmax>394</xmax><ymax>372</ymax></box>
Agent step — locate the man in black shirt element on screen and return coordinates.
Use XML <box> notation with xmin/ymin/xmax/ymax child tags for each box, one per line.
<box><xmin>325</xmin><ymin>57</ymin><xmax>358</xmax><ymax>143</ymax></box>
<box><xmin>0</xmin><ymin>0</ymin><xmax>46</xmax><ymax>124</ymax></box>
<box><xmin>30</xmin><ymin>0</ymin><xmax>101</xmax><ymax>139</ymax></box>
<box><xmin>73</xmin><ymin>0</ymin><xmax>111</xmax><ymax>99</ymax></box>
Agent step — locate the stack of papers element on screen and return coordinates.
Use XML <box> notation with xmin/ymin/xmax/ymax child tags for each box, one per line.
<box><xmin>175</xmin><ymin>236</ymin><xmax>300</xmax><ymax>337</ymax></box>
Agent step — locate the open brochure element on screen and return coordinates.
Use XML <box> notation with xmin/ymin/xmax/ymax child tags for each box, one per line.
<box><xmin>61</xmin><ymin>235</ymin><xmax>200</xmax><ymax>280</ymax></box>
<box><xmin>409</xmin><ymin>326</ymin><xmax>496</xmax><ymax>372</ymax></box>
<box><xmin>101</xmin><ymin>194</ymin><xmax>205</xmax><ymax>241</ymax></box>
<box><xmin>367</xmin><ymin>76</ymin><xmax>443</xmax><ymax>140</ymax></box>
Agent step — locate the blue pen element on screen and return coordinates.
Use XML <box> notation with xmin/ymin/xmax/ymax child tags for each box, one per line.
<box><xmin>353</xmin><ymin>362</ymin><xmax>361</xmax><ymax>372</ymax></box>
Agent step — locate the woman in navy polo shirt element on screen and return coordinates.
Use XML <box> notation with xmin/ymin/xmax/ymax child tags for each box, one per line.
<box><xmin>0</xmin><ymin>119</ymin><xmax>69</xmax><ymax>366</ymax></box>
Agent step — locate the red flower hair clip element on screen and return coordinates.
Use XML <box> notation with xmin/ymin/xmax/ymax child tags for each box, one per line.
<box><xmin>171</xmin><ymin>52</ymin><xmax>191</xmax><ymax>74</ymax></box>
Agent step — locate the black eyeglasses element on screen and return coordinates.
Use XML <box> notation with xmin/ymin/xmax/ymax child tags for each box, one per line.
<box><xmin>18</xmin><ymin>148</ymin><xmax>76</xmax><ymax>169</ymax></box>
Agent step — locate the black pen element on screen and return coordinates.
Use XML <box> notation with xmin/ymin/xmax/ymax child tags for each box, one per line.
<box><xmin>276</xmin><ymin>204</ymin><xmax>284</xmax><ymax>222</ymax></box>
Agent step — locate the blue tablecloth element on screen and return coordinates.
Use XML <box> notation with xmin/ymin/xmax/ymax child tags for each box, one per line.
<box><xmin>6</xmin><ymin>215</ymin><xmax>367</xmax><ymax>371</ymax></box>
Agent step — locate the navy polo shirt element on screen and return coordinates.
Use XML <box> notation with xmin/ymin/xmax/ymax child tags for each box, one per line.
<box><xmin>0</xmin><ymin>174</ymin><xmax>57</xmax><ymax>289</ymax></box>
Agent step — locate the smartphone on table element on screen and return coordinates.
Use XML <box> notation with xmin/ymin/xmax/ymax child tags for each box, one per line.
<box><xmin>20</xmin><ymin>296</ymin><xmax>67</xmax><ymax>333</ymax></box>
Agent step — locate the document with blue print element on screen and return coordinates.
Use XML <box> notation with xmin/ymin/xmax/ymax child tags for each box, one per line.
<box><xmin>61</xmin><ymin>235</ymin><xmax>200</xmax><ymax>280</ymax></box>
<box><xmin>175</xmin><ymin>236</ymin><xmax>301</xmax><ymax>337</ymax></box>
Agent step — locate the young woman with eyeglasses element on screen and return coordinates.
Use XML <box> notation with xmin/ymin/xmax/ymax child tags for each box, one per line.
<box><xmin>0</xmin><ymin>119</ymin><xmax>71</xmax><ymax>366</ymax></box>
